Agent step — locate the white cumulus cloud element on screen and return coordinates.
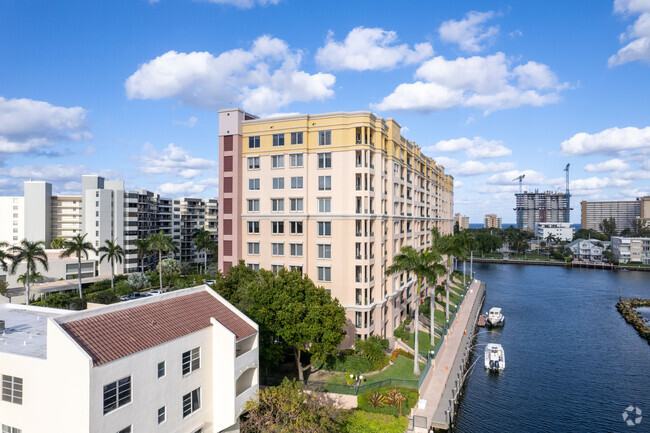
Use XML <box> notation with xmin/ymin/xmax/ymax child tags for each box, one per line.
<box><xmin>584</xmin><ymin>158</ymin><xmax>630</xmax><ymax>172</ymax></box>
<box><xmin>137</xmin><ymin>143</ymin><xmax>216</xmax><ymax>178</ymax></box>
<box><xmin>0</xmin><ymin>164</ymin><xmax>120</xmax><ymax>183</ymax></box>
<box><xmin>439</xmin><ymin>11</ymin><xmax>499</xmax><ymax>53</ymax></box>
<box><xmin>373</xmin><ymin>52</ymin><xmax>566</xmax><ymax>113</ymax></box>
<box><xmin>560</xmin><ymin>126</ymin><xmax>650</xmax><ymax>155</ymax></box>
<box><xmin>125</xmin><ymin>35</ymin><xmax>335</xmax><ymax>114</ymax></box>
<box><xmin>0</xmin><ymin>97</ymin><xmax>91</xmax><ymax>153</ymax></box>
<box><xmin>157</xmin><ymin>178</ymin><xmax>217</xmax><ymax>196</ymax></box>
<box><xmin>454</xmin><ymin>161</ymin><xmax>515</xmax><ymax>176</ymax></box>
<box><xmin>609</xmin><ymin>0</ymin><xmax>650</xmax><ymax>66</ymax></box>
<box><xmin>486</xmin><ymin>169</ymin><xmax>547</xmax><ymax>185</ymax></box>
<box><xmin>428</xmin><ymin>136</ymin><xmax>511</xmax><ymax>159</ymax></box>
<box><xmin>315</xmin><ymin>27</ymin><xmax>433</xmax><ymax>71</ymax></box>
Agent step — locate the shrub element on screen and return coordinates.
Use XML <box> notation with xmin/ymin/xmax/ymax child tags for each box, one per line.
<box><xmin>86</xmin><ymin>279</ymin><xmax>111</xmax><ymax>295</ymax></box>
<box><xmin>114</xmin><ymin>280</ymin><xmax>133</xmax><ymax>296</ymax></box>
<box><xmin>41</xmin><ymin>293</ymin><xmax>74</xmax><ymax>309</ymax></box>
<box><xmin>403</xmin><ymin>316</ymin><xmax>412</xmax><ymax>325</ymax></box>
<box><xmin>355</xmin><ymin>336</ymin><xmax>389</xmax><ymax>363</ymax></box>
<box><xmin>69</xmin><ymin>297</ymin><xmax>87</xmax><ymax>310</ymax></box>
<box><xmin>419</xmin><ymin>297</ymin><xmax>431</xmax><ymax>316</ymax></box>
<box><xmin>128</xmin><ymin>273</ymin><xmax>151</xmax><ymax>291</ymax></box>
<box><xmin>357</xmin><ymin>386</ymin><xmax>419</xmax><ymax>417</ymax></box>
<box><xmin>393</xmin><ymin>324</ymin><xmax>409</xmax><ymax>341</ymax></box>
<box><xmin>327</xmin><ymin>354</ymin><xmax>373</xmax><ymax>373</ymax></box>
<box><xmin>390</xmin><ymin>349</ymin><xmax>414</xmax><ymax>361</ymax></box>
<box><xmin>88</xmin><ymin>290</ymin><xmax>119</xmax><ymax>305</ymax></box>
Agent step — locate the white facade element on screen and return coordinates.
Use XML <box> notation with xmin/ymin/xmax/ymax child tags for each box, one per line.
<box><xmin>535</xmin><ymin>222</ymin><xmax>574</xmax><ymax>242</ymax></box>
<box><xmin>564</xmin><ymin>239</ymin><xmax>609</xmax><ymax>261</ymax></box>
<box><xmin>0</xmin><ymin>286</ymin><xmax>258</xmax><ymax>433</ymax></box>
<box><xmin>612</xmin><ymin>236</ymin><xmax>650</xmax><ymax>264</ymax></box>
<box><xmin>0</xmin><ymin>197</ymin><xmax>24</xmax><ymax>246</ymax></box>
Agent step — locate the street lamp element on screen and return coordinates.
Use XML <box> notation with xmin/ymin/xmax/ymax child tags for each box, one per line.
<box><xmin>349</xmin><ymin>372</ymin><xmax>364</xmax><ymax>393</ymax></box>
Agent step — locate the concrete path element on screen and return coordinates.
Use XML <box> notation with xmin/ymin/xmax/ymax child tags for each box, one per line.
<box><xmin>409</xmin><ymin>278</ymin><xmax>483</xmax><ymax>431</ymax></box>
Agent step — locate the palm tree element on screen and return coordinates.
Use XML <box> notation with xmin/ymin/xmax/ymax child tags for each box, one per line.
<box><xmin>0</xmin><ymin>241</ymin><xmax>10</xmax><ymax>273</ymax></box>
<box><xmin>10</xmin><ymin>240</ymin><xmax>49</xmax><ymax>305</ymax></box>
<box><xmin>17</xmin><ymin>271</ymin><xmax>44</xmax><ymax>287</ymax></box>
<box><xmin>147</xmin><ymin>231</ymin><xmax>178</xmax><ymax>291</ymax></box>
<box><xmin>98</xmin><ymin>239</ymin><xmax>125</xmax><ymax>289</ymax></box>
<box><xmin>428</xmin><ymin>229</ymin><xmax>449</xmax><ymax>346</ymax></box>
<box><xmin>60</xmin><ymin>234</ymin><xmax>95</xmax><ymax>298</ymax></box>
<box><xmin>455</xmin><ymin>230</ymin><xmax>476</xmax><ymax>287</ymax></box>
<box><xmin>439</xmin><ymin>233</ymin><xmax>463</xmax><ymax>326</ymax></box>
<box><xmin>386</xmin><ymin>246</ymin><xmax>441</xmax><ymax>375</ymax></box>
<box><xmin>135</xmin><ymin>238</ymin><xmax>149</xmax><ymax>274</ymax></box>
<box><xmin>191</xmin><ymin>227</ymin><xmax>215</xmax><ymax>275</ymax></box>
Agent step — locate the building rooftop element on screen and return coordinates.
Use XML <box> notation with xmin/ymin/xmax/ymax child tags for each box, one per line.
<box><xmin>0</xmin><ymin>304</ymin><xmax>70</xmax><ymax>359</ymax></box>
<box><xmin>57</xmin><ymin>286</ymin><xmax>256</xmax><ymax>366</ymax></box>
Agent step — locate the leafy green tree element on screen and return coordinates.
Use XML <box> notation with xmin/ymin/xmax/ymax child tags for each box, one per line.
<box><xmin>630</xmin><ymin>218</ymin><xmax>650</xmax><ymax>237</ymax></box>
<box><xmin>98</xmin><ymin>239</ymin><xmax>125</xmax><ymax>289</ymax></box>
<box><xmin>135</xmin><ymin>238</ymin><xmax>149</xmax><ymax>273</ymax></box>
<box><xmin>355</xmin><ymin>335</ymin><xmax>389</xmax><ymax>366</ymax></box>
<box><xmin>241</xmin><ymin>379</ymin><xmax>346</xmax><ymax>433</ymax></box>
<box><xmin>147</xmin><ymin>231</ymin><xmax>179</xmax><ymax>291</ymax></box>
<box><xmin>10</xmin><ymin>240</ymin><xmax>49</xmax><ymax>306</ymax></box>
<box><xmin>0</xmin><ymin>241</ymin><xmax>10</xmax><ymax>273</ymax></box>
<box><xmin>88</xmin><ymin>290</ymin><xmax>119</xmax><ymax>305</ymax></box>
<box><xmin>128</xmin><ymin>272</ymin><xmax>151</xmax><ymax>291</ymax></box>
<box><xmin>455</xmin><ymin>230</ymin><xmax>476</xmax><ymax>286</ymax></box>
<box><xmin>599</xmin><ymin>217</ymin><xmax>617</xmax><ymax>238</ymax></box>
<box><xmin>60</xmin><ymin>234</ymin><xmax>95</xmax><ymax>298</ymax></box>
<box><xmin>158</xmin><ymin>257</ymin><xmax>180</xmax><ymax>282</ymax></box>
<box><xmin>0</xmin><ymin>280</ymin><xmax>7</xmax><ymax>297</ymax></box>
<box><xmin>438</xmin><ymin>233</ymin><xmax>463</xmax><ymax>326</ymax></box>
<box><xmin>50</xmin><ymin>236</ymin><xmax>66</xmax><ymax>249</ymax></box>
<box><xmin>386</xmin><ymin>245</ymin><xmax>442</xmax><ymax>375</ymax></box>
<box><xmin>17</xmin><ymin>271</ymin><xmax>44</xmax><ymax>287</ymax></box>
<box><xmin>191</xmin><ymin>227</ymin><xmax>215</xmax><ymax>274</ymax></box>
<box><xmin>574</xmin><ymin>228</ymin><xmax>608</xmax><ymax>242</ymax></box>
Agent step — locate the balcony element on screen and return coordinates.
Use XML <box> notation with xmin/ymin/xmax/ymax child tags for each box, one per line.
<box><xmin>235</xmin><ymin>378</ymin><xmax>258</xmax><ymax>416</ymax></box>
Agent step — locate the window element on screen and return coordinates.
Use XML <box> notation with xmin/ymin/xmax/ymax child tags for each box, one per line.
<box><xmin>318</xmin><ymin>244</ymin><xmax>331</xmax><ymax>259</ymax></box>
<box><xmin>248</xmin><ymin>221</ymin><xmax>260</xmax><ymax>234</ymax></box>
<box><xmin>272</xmin><ymin>133</ymin><xmax>284</xmax><ymax>146</ymax></box>
<box><xmin>272</xmin><ymin>199</ymin><xmax>284</xmax><ymax>212</ymax></box>
<box><xmin>290</xmin><ymin>221</ymin><xmax>303</xmax><ymax>234</ymax></box>
<box><xmin>2</xmin><ymin>375</ymin><xmax>22</xmax><ymax>405</ymax></box>
<box><xmin>271</xmin><ymin>243</ymin><xmax>284</xmax><ymax>256</ymax></box>
<box><xmin>182</xmin><ymin>388</ymin><xmax>201</xmax><ymax>418</ymax></box>
<box><xmin>290</xmin><ymin>153</ymin><xmax>303</xmax><ymax>167</ymax></box>
<box><xmin>290</xmin><ymin>176</ymin><xmax>303</xmax><ymax>189</ymax></box>
<box><xmin>103</xmin><ymin>376</ymin><xmax>131</xmax><ymax>414</ymax></box>
<box><xmin>318</xmin><ymin>153</ymin><xmax>332</xmax><ymax>168</ymax></box>
<box><xmin>157</xmin><ymin>361</ymin><xmax>165</xmax><ymax>378</ymax></box>
<box><xmin>248</xmin><ymin>136</ymin><xmax>260</xmax><ymax>149</ymax></box>
<box><xmin>271</xmin><ymin>155</ymin><xmax>284</xmax><ymax>168</ymax></box>
<box><xmin>319</xmin><ymin>130</ymin><xmax>331</xmax><ymax>146</ymax></box>
<box><xmin>2</xmin><ymin>426</ymin><xmax>21</xmax><ymax>433</ymax></box>
<box><xmin>318</xmin><ymin>222</ymin><xmax>331</xmax><ymax>236</ymax></box>
<box><xmin>158</xmin><ymin>406</ymin><xmax>166</xmax><ymax>424</ymax></box>
<box><xmin>117</xmin><ymin>427</ymin><xmax>131</xmax><ymax>433</ymax></box>
<box><xmin>248</xmin><ymin>199</ymin><xmax>260</xmax><ymax>212</ymax></box>
<box><xmin>249</xmin><ymin>178</ymin><xmax>260</xmax><ymax>190</ymax></box>
<box><xmin>290</xmin><ymin>243</ymin><xmax>303</xmax><ymax>257</ymax></box>
<box><xmin>272</xmin><ymin>177</ymin><xmax>284</xmax><ymax>190</ymax></box>
<box><xmin>272</xmin><ymin>221</ymin><xmax>284</xmax><ymax>234</ymax></box>
<box><xmin>248</xmin><ymin>242</ymin><xmax>260</xmax><ymax>255</ymax></box>
<box><xmin>289</xmin><ymin>265</ymin><xmax>303</xmax><ymax>274</ymax></box>
<box><xmin>182</xmin><ymin>347</ymin><xmax>200</xmax><ymax>375</ymax></box>
<box><xmin>247</xmin><ymin>263</ymin><xmax>260</xmax><ymax>271</ymax></box>
<box><xmin>318</xmin><ymin>266</ymin><xmax>331</xmax><ymax>282</ymax></box>
<box><xmin>318</xmin><ymin>198</ymin><xmax>331</xmax><ymax>213</ymax></box>
<box><xmin>271</xmin><ymin>264</ymin><xmax>283</xmax><ymax>274</ymax></box>
<box><xmin>318</xmin><ymin>176</ymin><xmax>331</xmax><ymax>191</ymax></box>
<box><xmin>291</xmin><ymin>132</ymin><xmax>303</xmax><ymax>145</ymax></box>
<box><xmin>248</xmin><ymin>157</ymin><xmax>260</xmax><ymax>170</ymax></box>
<box><xmin>290</xmin><ymin>198</ymin><xmax>303</xmax><ymax>212</ymax></box>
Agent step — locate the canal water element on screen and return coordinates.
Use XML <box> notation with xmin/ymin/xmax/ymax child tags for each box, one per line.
<box><xmin>454</xmin><ymin>263</ymin><xmax>650</xmax><ymax>433</ymax></box>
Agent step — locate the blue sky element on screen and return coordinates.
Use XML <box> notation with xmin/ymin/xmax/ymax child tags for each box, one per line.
<box><xmin>1</xmin><ymin>0</ymin><xmax>649</xmax><ymax>223</ymax></box>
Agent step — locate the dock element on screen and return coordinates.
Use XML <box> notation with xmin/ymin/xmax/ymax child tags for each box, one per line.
<box><xmin>408</xmin><ymin>278</ymin><xmax>485</xmax><ymax>432</ymax></box>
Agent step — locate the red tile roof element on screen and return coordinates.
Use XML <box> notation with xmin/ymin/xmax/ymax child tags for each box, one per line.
<box><xmin>59</xmin><ymin>291</ymin><xmax>256</xmax><ymax>366</ymax></box>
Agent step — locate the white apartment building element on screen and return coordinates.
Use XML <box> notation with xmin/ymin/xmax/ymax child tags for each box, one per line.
<box><xmin>611</xmin><ymin>236</ymin><xmax>650</xmax><ymax>264</ymax></box>
<box><xmin>0</xmin><ymin>286</ymin><xmax>258</xmax><ymax>433</ymax></box>
<box><xmin>564</xmin><ymin>238</ymin><xmax>610</xmax><ymax>261</ymax></box>
<box><xmin>217</xmin><ymin>109</ymin><xmax>454</xmax><ymax>344</ymax></box>
<box><xmin>535</xmin><ymin>222</ymin><xmax>574</xmax><ymax>242</ymax></box>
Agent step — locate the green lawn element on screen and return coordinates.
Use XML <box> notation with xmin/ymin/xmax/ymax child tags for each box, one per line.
<box><xmin>405</xmin><ymin>329</ymin><xmax>435</xmax><ymax>353</ymax></box>
<box><xmin>345</xmin><ymin>411</ymin><xmax>408</xmax><ymax>433</ymax></box>
<box><xmin>327</xmin><ymin>356</ymin><xmax>424</xmax><ymax>385</ymax></box>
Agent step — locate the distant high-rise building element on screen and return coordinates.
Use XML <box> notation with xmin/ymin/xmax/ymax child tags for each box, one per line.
<box><xmin>581</xmin><ymin>197</ymin><xmax>650</xmax><ymax>233</ymax></box>
<box><xmin>484</xmin><ymin>214</ymin><xmax>502</xmax><ymax>229</ymax></box>
<box><xmin>454</xmin><ymin>213</ymin><xmax>469</xmax><ymax>230</ymax></box>
<box><xmin>515</xmin><ymin>190</ymin><xmax>569</xmax><ymax>230</ymax></box>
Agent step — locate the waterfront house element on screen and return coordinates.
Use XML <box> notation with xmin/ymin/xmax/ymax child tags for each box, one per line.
<box><xmin>564</xmin><ymin>238</ymin><xmax>610</xmax><ymax>262</ymax></box>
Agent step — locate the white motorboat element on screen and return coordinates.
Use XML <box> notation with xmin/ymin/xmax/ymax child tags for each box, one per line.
<box><xmin>484</xmin><ymin>343</ymin><xmax>505</xmax><ymax>371</ymax></box>
<box><xmin>486</xmin><ymin>307</ymin><xmax>505</xmax><ymax>327</ymax></box>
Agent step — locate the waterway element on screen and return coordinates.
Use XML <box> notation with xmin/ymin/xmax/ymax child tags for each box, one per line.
<box><xmin>454</xmin><ymin>263</ymin><xmax>650</xmax><ymax>432</ymax></box>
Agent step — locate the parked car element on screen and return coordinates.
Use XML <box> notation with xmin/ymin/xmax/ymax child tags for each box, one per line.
<box><xmin>121</xmin><ymin>292</ymin><xmax>153</xmax><ymax>301</ymax></box>
<box><xmin>149</xmin><ymin>290</ymin><xmax>163</xmax><ymax>296</ymax></box>
<box><xmin>205</xmin><ymin>280</ymin><xmax>216</xmax><ymax>286</ymax></box>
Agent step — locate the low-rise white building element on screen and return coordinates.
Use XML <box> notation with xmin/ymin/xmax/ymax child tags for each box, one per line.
<box><xmin>535</xmin><ymin>222</ymin><xmax>574</xmax><ymax>242</ymax></box>
<box><xmin>611</xmin><ymin>236</ymin><xmax>650</xmax><ymax>264</ymax></box>
<box><xmin>564</xmin><ymin>238</ymin><xmax>610</xmax><ymax>261</ymax></box>
<box><xmin>0</xmin><ymin>285</ymin><xmax>258</xmax><ymax>433</ymax></box>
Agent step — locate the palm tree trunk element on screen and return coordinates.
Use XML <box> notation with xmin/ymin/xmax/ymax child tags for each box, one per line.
<box><xmin>445</xmin><ymin>266</ymin><xmax>450</xmax><ymax>325</ymax></box>
<box><xmin>204</xmin><ymin>248</ymin><xmax>207</xmax><ymax>276</ymax></box>
<box><xmin>25</xmin><ymin>268</ymin><xmax>30</xmax><ymax>306</ymax></box>
<box><xmin>413</xmin><ymin>278</ymin><xmax>421</xmax><ymax>376</ymax></box>
<box><xmin>430</xmin><ymin>281</ymin><xmax>435</xmax><ymax>347</ymax></box>
<box><xmin>77</xmin><ymin>256</ymin><xmax>82</xmax><ymax>298</ymax></box>
<box><xmin>463</xmin><ymin>260</ymin><xmax>466</xmax><ymax>286</ymax></box>
<box><xmin>111</xmin><ymin>260</ymin><xmax>115</xmax><ymax>289</ymax></box>
<box><xmin>470</xmin><ymin>251</ymin><xmax>473</xmax><ymax>280</ymax></box>
<box><xmin>158</xmin><ymin>250</ymin><xmax>163</xmax><ymax>291</ymax></box>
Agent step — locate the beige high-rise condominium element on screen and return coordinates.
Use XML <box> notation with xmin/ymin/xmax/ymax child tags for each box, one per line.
<box><xmin>454</xmin><ymin>213</ymin><xmax>469</xmax><ymax>230</ymax></box>
<box><xmin>218</xmin><ymin>109</ymin><xmax>454</xmax><ymax>343</ymax></box>
<box><xmin>484</xmin><ymin>214</ymin><xmax>502</xmax><ymax>229</ymax></box>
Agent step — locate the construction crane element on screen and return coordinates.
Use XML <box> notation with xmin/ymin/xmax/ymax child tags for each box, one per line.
<box><xmin>512</xmin><ymin>174</ymin><xmax>525</xmax><ymax>194</ymax></box>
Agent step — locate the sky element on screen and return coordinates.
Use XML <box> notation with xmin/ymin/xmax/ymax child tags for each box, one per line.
<box><xmin>1</xmin><ymin>0</ymin><xmax>649</xmax><ymax>223</ymax></box>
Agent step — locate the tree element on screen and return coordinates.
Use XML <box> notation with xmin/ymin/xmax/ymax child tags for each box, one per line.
<box><xmin>574</xmin><ymin>228</ymin><xmax>608</xmax><ymax>242</ymax></box>
<box><xmin>60</xmin><ymin>234</ymin><xmax>95</xmax><ymax>299</ymax></box>
<box><xmin>10</xmin><ymin>240</ymin><xmax>49</xmax><ymax>306</ymax></box>
<box><xmin>429</xmin><ymin>228</ymin><xmax>451</xmax><ymax>346</ymax></box>
<box><xmin>158</xmin><ymin>258</ymin><xmax>180</xmax><ymax>279</ymax></box>
<box><xmin>599</xmin><ymin>217</ymin><xmax>617</xmax><ymax>238</ymax></box>
<box><xmin>455</xmin><ymin>230</ymin><xmax>476</xmax><ymax>286</ymax></box>
<box><xmin>191</xmin><ymin>227</ymin><xmax>215</xmax><ymax>274</ymax></box>
<box><xmin>630</xmin><ymin>218</ymin><xmax>650</xmax><ymax>237</ymax></box>
<box><xmin>386</xmin><ymin>245</ymin><xmax>442</xmax><ymax>375</ymax></box>
<box><xmin>98</xmin><ymin>239</ymin><xmax>125</xmax><ymax>289</ymax></box>
<box><xmin>438</xmin><ymin>233</ymin><xmax>463</xmax><ymax>326</ymax></box>
<box><xmin>17</xmin><ymin>271</ymin><xmax>44</xmax><ymax>287</ymax></box>
<box><xmin>453</xmin><ymin>220</ymin><xmax>460</xmax><ymax>234</ymax></box>
<box><xmin>50</xmin><ymin>236</ymin><xmax>66</xmax><ymax>249</ymax></box>
<box><xmin>128</xmin><ymin>272</ymin><xmax>151</xmax><ymax>291</ymax></box>
<box><xmin>0</xmin><ymin>280</ymin><xmax>8</xmax><ymax>297</ymax></box>
<box><xmin>0</xmin><ymin>241</ymin><xmax>10</xmax><ymax>274</ymax></box>
<box><xmin>135</xmin><ymin>238</ymin><xmax>149</xmax><ymax>274</ymax></box>
<box><xmin>147</xmin><ymin>231</ymin><xmax>179</xmax><ymax>291</ymax></box>
<box><xmin>241</xmin><ymin>379</ymin><xmax>346</xmax><ymax>433</ymax></box>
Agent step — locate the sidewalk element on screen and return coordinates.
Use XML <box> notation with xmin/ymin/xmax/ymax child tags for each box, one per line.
<box><xmin>410</xmin><ymin>278</ymin><xmax>483</xmax><ymax>431</ymax></box>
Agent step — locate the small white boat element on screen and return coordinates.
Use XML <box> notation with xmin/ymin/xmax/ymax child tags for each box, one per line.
<box><xmin>484</xmin><ymin>343</ymin><xmax>505</xmax><ymax>371</ymax></box>
<box><xmin>486</xmin><ymin>307</ymin><xmax>505</xmax><ymax>327</ymax></box>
